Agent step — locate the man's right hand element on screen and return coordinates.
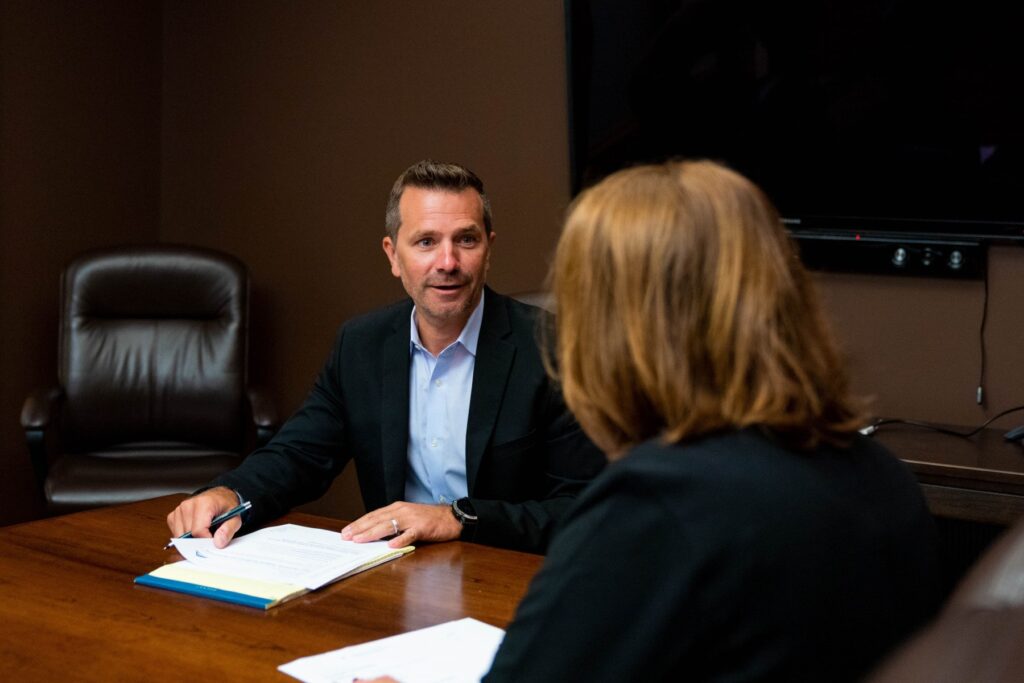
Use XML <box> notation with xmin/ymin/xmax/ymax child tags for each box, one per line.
<box><xmin>165</xmin><ymin>486</ymin><xmax>243</xmax><ymax>549</ymax></box>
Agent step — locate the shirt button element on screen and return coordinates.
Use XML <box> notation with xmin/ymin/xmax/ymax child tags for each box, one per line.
<box><xmin>435</xmin><ymin>379</ymin><xmax>443</xmax><ymax>387</ymax></box>
<box><xmin>430</xmin><ymin>438</ymin><xmax>438</xmax><ymax>448</ymax></box>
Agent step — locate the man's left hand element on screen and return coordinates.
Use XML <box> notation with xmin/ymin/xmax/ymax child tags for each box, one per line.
<box><xmin>341</xmin><ymin>501</ymin><xmax>462</xmax><ymax>548</ymax></box>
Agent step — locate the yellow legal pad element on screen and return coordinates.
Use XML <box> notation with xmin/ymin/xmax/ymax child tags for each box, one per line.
<box><xmin>135</xmin><ymin>527</ymin><xmax>415</xmax><ymax>610</ymax></box>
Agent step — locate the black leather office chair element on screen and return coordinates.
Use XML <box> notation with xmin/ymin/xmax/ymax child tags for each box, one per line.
<box><xmin>868</xmin><ymin>518</ymin><xmax>1024</xmax><ymax>682</ymax></box>
<box><xmin>21</xmin><ymin>245</ymin><xmax>278</xmax><ymax>513</ymax></box>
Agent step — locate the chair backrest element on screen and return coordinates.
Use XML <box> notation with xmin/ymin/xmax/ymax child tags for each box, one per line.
<box><xmin>511</xmin><ymin>290</ymin><xmax>554</xmax><ymax>312</ymax></box>
<box><xmin>868</xmin><ymin>519</ymin><xmax>1024</xmax><ymax>682</ymax></box>
<box><xmin>58</xmin><ymin>245</ymin><xmax>248</xmax><ymax>452</ymax></box>
<box><xmin>945</xmin><ymin>519</ymin><xmax>1024</xmax><ymax>611</ymax></box>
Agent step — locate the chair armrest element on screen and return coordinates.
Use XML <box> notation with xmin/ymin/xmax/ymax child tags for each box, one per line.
<box><xmin>21</xmin><ymin>386</ymin><xmax>63</xmax><ymax>429</ymax></box>
<box><xmin>247</xmin><ymin>387</ymin><xmax>280</xmax><ymax>447</ymax></box>
<box><xmin>21</xmin><ymin>387</ymin><xmax>64</xmax><ymax>492</ymax></box>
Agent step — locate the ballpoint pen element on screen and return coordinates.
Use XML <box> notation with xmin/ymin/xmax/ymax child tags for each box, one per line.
<box><xmin>163</xmin><ymin>500</ymin><xmax>252</xmax><ymax>549</ymax></box>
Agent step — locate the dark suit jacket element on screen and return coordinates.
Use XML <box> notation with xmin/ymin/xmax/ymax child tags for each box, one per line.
<box><xmin>485</xmin><ymin>428</ymin><xmax>941</xmax><ymax>681</ymax></box>
<box><xmin>213</xmin><ymin>287</ymin><xmax>605</xmax><ymax>553</ymax></box>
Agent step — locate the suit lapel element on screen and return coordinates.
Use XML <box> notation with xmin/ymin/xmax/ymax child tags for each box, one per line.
<box><xmin>465</xmin><ymin>289</ymin><xmax>515</xmax><ymax>493</ymax></box>
<box><xmin>380</xmin><ymin>304</ymin><xmax>412</xmax><ymax>504</ymax></box>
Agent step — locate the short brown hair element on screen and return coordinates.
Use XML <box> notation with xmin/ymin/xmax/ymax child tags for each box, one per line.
<box><xmin>551</xmin><ymin>160</ymin><xmax>865</xmax><ymax>457</ymax></box>
<box><xmin>384</xmin><ymin>160</ymin><xmax>492</xmax><ymax>240</ymax></box>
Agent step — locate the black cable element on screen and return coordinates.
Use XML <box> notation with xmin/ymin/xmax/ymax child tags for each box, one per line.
<box><xmin>976</xmin><ymin>258</ymin><xmax>989</xmax><ymax>405</ymax></box>
<box><xmin>863</xmin><ymin>404</ymin><xmax>1024</xmax><ymax>439</ymax></box>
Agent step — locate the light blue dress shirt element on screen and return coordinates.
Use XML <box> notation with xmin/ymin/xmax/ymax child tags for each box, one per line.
<box><xmin>404</xmin><ymin>296</ymin><xmax>484</xmax><ymax>505</ymax></box>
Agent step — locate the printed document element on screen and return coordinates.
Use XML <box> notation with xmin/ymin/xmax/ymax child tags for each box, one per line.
<box><xmin>171</xmin><ymin>523</ymin><xmax>405</xmax><ymax>589</ymax></box>
<box><xmin>278</xmin><ymin>617</ymin><xmax>506</xmax><ymax>683</ymax></box>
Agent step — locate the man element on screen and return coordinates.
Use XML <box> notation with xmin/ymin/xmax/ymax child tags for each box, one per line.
<box><xmin>166</xmin><ymin>160</ymin><xmax>604</xmax><ymax>553</ymax></box>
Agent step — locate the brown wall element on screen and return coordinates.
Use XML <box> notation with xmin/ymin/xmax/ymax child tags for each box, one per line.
<box><xmin>3</xmin><ymin>1</ymin><xmax>1024</xmax><ymax>526</ymax></box>
<box><xmin>0</xmin><ymin>1</ymin><xmax>162</xmax><ymax>526</ymax></box>
<box><xmin>819</xmin><ymin>248</ymin><xmax>1024</xmax><ymax>426</ymax></box>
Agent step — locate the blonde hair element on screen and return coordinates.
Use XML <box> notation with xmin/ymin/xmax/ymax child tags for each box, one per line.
<box><xmin>551</xmin><ymin>160</ymin><xmax>865</xmax><ymax>458</ymax></box>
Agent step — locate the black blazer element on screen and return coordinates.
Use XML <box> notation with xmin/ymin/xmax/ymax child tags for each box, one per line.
<box><xmin>485</xmin><ymin>429</ymin><xmax>941</xmax><ymax>681</ymax></box>
<box><xmin>214</xmin><ymin>288</ymin><xmax>605</xmax><ymax>552</ymax></box>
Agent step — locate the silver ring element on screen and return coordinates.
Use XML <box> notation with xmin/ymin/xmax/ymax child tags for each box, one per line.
<box><xmin>390</xmin><ymin>518</ymin><xmax>399</xmax><ymax>536</ymax></box>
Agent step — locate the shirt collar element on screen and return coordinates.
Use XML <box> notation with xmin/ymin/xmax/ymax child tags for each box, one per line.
<box><xmin>409</xmin><ymin>292</ymin><xmax>485</xmax><ymax>357</ymax></box>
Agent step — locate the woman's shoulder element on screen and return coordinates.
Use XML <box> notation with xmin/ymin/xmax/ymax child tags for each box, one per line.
<box><xmin>601</xmin><ymin>429</ymin><xmax>783</xmax><ymax>480</ymax></box>
<box><xmin>586</xmin><ymin>427</ymin><xmax>919</xmax><ymax>515</ymax></box>
<box><xmin>620</xmin><ymin>427</ymin><xmax>907</xmax><ymax>472</ymax></box>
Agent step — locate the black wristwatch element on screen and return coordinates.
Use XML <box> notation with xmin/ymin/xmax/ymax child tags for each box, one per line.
<box><xmin>451</xmin><ymin>497</ymin><xmax>478</xmax><ymax>530</ymax></box>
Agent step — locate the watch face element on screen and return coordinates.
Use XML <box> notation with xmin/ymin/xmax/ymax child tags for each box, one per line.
<box><xmin>454</xmin><ymin>498</ymin><xmax>477</xmax><ymax>523</ymax></box>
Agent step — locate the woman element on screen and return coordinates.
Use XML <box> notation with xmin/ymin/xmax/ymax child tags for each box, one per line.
<box><xmin>481</xmin><ymin>160</ymin><xmax>939</xmax><ymax>681</ymax></box>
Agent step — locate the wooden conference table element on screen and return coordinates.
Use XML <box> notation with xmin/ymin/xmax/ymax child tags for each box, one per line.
<box><xmin>0</xmin><ymin>494</ymin><xmax>542</xmax><ymax>681</ymax></box>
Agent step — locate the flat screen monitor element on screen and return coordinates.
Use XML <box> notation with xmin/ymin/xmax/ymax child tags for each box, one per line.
<box><xmin>566</xmin><ymin>0</ymin><xmax>1024</xmax><ymax>275</ymax></box>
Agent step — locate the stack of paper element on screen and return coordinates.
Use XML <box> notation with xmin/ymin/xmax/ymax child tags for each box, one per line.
<box><xmin>135</xmin><ymin>523</ymin><xmax>414</xmax><ymax>609</ymax></box>
<box><xmin>279</xmin><ymin>618</ymin><xmax>506</xmax><ymax>683</ymax></box>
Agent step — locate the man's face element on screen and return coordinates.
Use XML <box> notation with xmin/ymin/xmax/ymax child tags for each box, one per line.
<box><xmin>382</xmin><ymin>186</ymin><xmax>495</xmax><ymax>337</ymax></box>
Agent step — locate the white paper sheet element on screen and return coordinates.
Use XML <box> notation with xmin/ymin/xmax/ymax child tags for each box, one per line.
<box><xmin>278</xmin><ymin>618</ymin><xmax>506</xmax><ymax>683</ymax></box>
<box><xmin>171</xmin><ymin>523</ymin><xmax>402</xmax><ymax>589</ymax></box>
